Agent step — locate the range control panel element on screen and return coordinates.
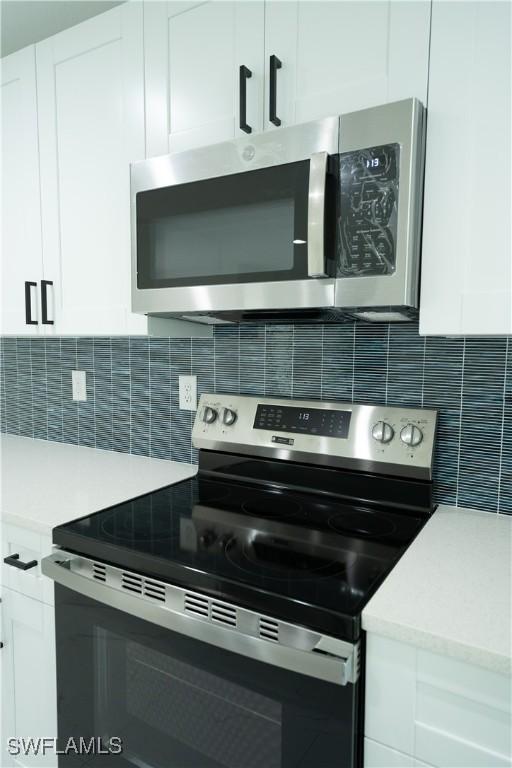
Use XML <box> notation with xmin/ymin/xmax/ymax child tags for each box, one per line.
<box><xmin>193</xmin><ymin>394</ymin><xmax>438</xmax><ymax>481</ymax></box>
<box><xmin>337</xmin><ymin>142</ymin><xmax>400</xmax><ymax>278</ymax></box>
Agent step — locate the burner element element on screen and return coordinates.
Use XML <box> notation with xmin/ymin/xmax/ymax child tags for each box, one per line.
<box><xmin>328</xmin><ymin>511</ymin><xmax>397</xmax><ymax>538</ymax></box>
<box><xmin>225</xmin><ymin>537</ymin><xmax>357</xmax><ymax>581</ymax></box>
<box><xmin>241</xmin><ymin>493</ymin><xmax>303</xmax><ymax>520</ymax></box>
<box><xmin>100</xmin><ymin>511</ymin><xmax>178</xmax><ymax>542</ymax></box>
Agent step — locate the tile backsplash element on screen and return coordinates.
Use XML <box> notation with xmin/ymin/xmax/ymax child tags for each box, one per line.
<box><xmin>1</xmin><ymin>324</ymin><xmax>510</xmax><ymax>514</ymax></box>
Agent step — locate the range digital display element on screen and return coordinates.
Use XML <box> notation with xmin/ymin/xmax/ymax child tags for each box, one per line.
<box><xmin>254</xmin><ymin>405</ymin><xmax>351</xmax><ymax>439</ymax></box>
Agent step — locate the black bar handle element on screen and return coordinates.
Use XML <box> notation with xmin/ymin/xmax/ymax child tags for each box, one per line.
<box><xmin>24</xmin><ymin>281</ymin><xmax>38</xmax><ymax>325</ymax></box>
<box><xmin>239</xmin><ymin>65</ymin><xmax>252</xmax><ymax>134</ymax></box>
<box><xmin>4</xmin><ymin>553</ymin><xmax>38</xmax><ymax>571</ymax></box>
<box><xmin>41</xmin><ymin>279</ymin><xmax>54</xmax><ymax>325</ymax></box>
<box><xmin>269</xmin><ymin>54</ymin><xmax>282</xmax><ymax>127</ymax></box>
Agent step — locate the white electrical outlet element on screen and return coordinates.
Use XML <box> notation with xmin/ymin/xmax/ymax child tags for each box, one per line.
<box><xmin>179</xmin><ymin>375</ymin><xmax>197</xmax><ymax>410</ymax></box>
<box><xmin>72</xmin><ymin>370</ymin><xmax>87</xmax><ymax>401</ymax></box>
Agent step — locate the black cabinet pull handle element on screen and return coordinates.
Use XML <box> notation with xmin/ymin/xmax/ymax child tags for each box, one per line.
<box><xmin>41</xmin><ymin>280</ymin><xmax>54</xmax><ymax>325</ymax></box>
<box><xmin>24</xmin><ymin>281</ymin><xmax>38</xmax><ymax>325</ymax></box>
<box><xmin>269</xmin><ymin>54</ymin><xmax>282</xmax><ymax>127</ymax></box>
<box><xmin>239</xmin><ymin>65</ymin><xmax>252</xmax><ymax>134</ymax></box>
<box><xmin>4</xmin><ymin>553</ymin><xmax>38</xmax><ymax>571</ymax></box>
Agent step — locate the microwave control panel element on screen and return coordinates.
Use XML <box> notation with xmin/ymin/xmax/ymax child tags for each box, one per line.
<box><xmin>337</xmin><ymin>142</ymin><xmax>400</xmax><ymax>278</ymax></box>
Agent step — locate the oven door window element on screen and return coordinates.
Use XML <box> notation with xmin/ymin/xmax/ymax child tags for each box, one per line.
<box><xmin>136</xmin><ymin>161</ymin><xmax>310</xmax><ymax>288</ymax></box>
<box><xmin>55</xmin><ymin>585</ymin><xmax>360</xmax><ymax>767</ymax></box>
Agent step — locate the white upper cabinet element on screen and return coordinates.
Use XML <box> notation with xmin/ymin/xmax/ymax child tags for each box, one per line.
<box><xmin>420</xmin><ymin>0</ymin><xmax>512</xmax><ymax>336</ymax></box>
<box><xmin>144</xmin><ymin>1</ymin><xmax>431</xmax><ymax>148</ymax></box>
<box><xmin>36</xmin><ymin>3</ymin><xmax>147</xmax><ymax>335</ymax></box>
<box><xmin>1</xmin><ymin>47</ymin><xmax>44</xmax><ymax>336</ymax></box>
<box><xmin>264</xmin><ymin>1</ymin><xmax>431</xmax><ymax>129</ymax></box>
<box><xmin>145</xmin><ymin>1</ymin><xmax>265</xmax><ymax>156</ymax></box>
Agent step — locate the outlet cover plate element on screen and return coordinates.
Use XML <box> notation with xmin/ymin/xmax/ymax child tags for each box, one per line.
<box><xmin>72</xmin><ymin>370</ymin><xmax>87</xmax><ymax>401</ymax></box>
<box><xmin>179</xmin><ymin>375</ymin><xmax>197</xmax><ymax>410</ymax></box>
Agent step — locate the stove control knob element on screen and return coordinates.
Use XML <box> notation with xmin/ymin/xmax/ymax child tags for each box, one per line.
<box><xmin>203</xmin><ymin>406</ymin><xmax>218</xmax><ymax>424</ymax></box>
<box><xmin>223</xmin><ymin>408</ymin><xmax>237</xmax><ymax>426</ymax></box>
<box><xmin>372</xmin><ymin>421</ymin><xmax>394</xmax><ymax>443</ymax></box>
<box><xmin>400</xmin><ymin>424</ymin><xmax>423</xmax><ymax>447</ymax></box>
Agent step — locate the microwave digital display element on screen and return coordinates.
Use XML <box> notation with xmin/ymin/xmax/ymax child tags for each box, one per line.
<box><xmin>337</xmin><ymin>142</ymin><xmax>400</xmax><ymax>278</ymax></box>
<box><xmin>254</xmin><ymin>405</ymin><xmax>351</xmax><ymax>439</ymax></box>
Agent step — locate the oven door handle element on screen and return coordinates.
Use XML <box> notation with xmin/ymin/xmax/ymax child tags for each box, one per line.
<box><xmin>307</xmin><ymin>151</ymin><xmax>329</xmax><ymax>278</ymax></box>
<box><xmin>42</xmin><ymin>551</ymin><xmax>359</xmax><ymax>687</ymax></box>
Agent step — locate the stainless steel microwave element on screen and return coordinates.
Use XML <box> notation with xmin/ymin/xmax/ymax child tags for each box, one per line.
<box><xmin>131</xmin><ymin>99</ymin><xmax>425</xmax><ymax>324</ymax></box>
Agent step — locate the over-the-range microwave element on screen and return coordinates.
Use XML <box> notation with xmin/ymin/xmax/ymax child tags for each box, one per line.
<box><xmin>131</xmin><ymin>99</ymin><xmax>425</xmax><ymax>325</ymax></box>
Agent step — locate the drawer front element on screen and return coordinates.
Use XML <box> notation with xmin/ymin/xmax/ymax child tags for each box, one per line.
<box><xmin>365</xmin><ymin>738</ymin><xmax>433</xmax><ymax>768</ymax></box>
<box><xmin>2</xmin><ymin>524</ymin><xmax>54</xmax><ymax>605</ymax></box>
<box><xmin>366</xmin><ymin>634</ymin><xmax>512</xmax><ymax>768</ymax></box>
<box><xmin>415</xmin><ymin>649</ymin><xmax>512</xmax><ymax>767</ymax></box>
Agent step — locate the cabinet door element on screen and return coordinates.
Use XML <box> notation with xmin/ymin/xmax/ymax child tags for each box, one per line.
<box><xmin>144</xmin><ymin>1</ymin><xmax>264</xmax><ymax>157</ymax></box>
<box><xmin>36</xmin><ymin>3</ymin><xmax>147</xmax><ymax>336</ymax></box>
<box><xmin>0</xmin><ymin>47</ymin><xmax>44</xmax><ymax>336</ymax></box>
<box><xmin>264</xmin><ymin>1</ymin><xmax>430</xmax><ymax>128</ymax></box>
<box><xmin>419</xmin><ymin>1</ymin><xmax>511</xmax><ymax>335</ymax></box>
<box><xmin>1</xmin><ymin>588</ymin><xmax>57</xmax><ymax>768</ymax></box>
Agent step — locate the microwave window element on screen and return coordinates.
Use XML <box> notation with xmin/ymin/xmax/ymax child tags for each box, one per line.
<box><xmin>148</xmin><ymin>198</ymin><xmax>294</xmax><ymax>281</ymax></box>
<box><xmin>136</xmin><ymin>160</ymin><xmax>310</xmax><ymax>289</ymax></box>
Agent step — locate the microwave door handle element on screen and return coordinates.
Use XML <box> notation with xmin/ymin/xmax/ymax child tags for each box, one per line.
<box><xmin>307</xmin><ymin>151</ymin><xmax>328</xmax><ymax>278</ymax></box>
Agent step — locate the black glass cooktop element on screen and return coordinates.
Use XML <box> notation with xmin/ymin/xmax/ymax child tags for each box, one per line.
<box><xmin>54</xmin><ymin>474</ymin><xmax>428</xmax><ymax>641</ymax></box>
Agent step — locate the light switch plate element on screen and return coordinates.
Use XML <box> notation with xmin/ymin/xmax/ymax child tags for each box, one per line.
<box><xmin>179</xmin><ymin>375</ymin><xmax>197</xmax><ymax>410</ymax></box>
<box><xmin>72</xmin><ymin>370</ymin><xmax>87</xmax><ymax>401</ymax></box>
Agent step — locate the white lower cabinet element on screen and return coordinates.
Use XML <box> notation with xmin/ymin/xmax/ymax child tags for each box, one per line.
<box><xmin>1</xmin><ymin>588</ymin><xmax>57</xmax><ymax>768</ymax></box>
<box><xmin>1</xmin><ymin>524</ymin><xmax>57</xmax><ymax>768</ymax></box>
<box><xmin>365</xmin><ymin>634</ymin><xmax>512</xmax><ymax>768</ymax></box>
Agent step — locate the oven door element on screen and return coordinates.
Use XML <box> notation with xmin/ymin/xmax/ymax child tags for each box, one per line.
<box><xmin>130</xmin><ymin>118</ymin><xmax>339</xmax><ymax>317</ymax></box>
<box><xmin>45</xmin><ymin>555</ymin><xmax>362</xmax><ymax>768</ymax></box>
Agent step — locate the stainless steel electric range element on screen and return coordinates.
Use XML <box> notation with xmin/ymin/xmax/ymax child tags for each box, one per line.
<box><xmin>43</xmin><ymin>393</ymin><xmax>438</xmax><ymax>768</ymax></box>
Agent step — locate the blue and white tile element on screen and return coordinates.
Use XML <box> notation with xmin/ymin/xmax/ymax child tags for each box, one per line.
<box><xmin>112</xmin><ymin>338</ymin><xmax>131</xmax><ymax>454</ymax></box>
<box><xmin>291</xmin><ymin>325</ymin><xmax>322</xmax><ymax>400</ymax></box>
<box><xmin>60</xmin><ymin>337</ymin><xmax>79</xmax><ymax>445</ymax></box>
<box><xmin>91</xmin><ymin>338</ymin><xmax>112</xmax><ymax>451</ymax></box>
<box><xmin>149</xmin><ymin>338</ymin><xmax>171</xmax><ymax>460</ymax></box>
<box><xmin>239</xmin><ymin>324</ymin><xmax>265</xmax><ymax>396</ymax></box>
<box><xmin>214</xmin><ymin>325</ymin><xmax>240</xmax><ymax>395</ymax></box>
<box><xmin>130</xmin><ymin>337</ymin><xmax>150</xmax><ymax>457</ymax></box>
<box><xmin>3</xmin><ymin>337</ymin><xmax>19</xmax><ymax>434</ymax></box>
<box><xmin>386</xmin><ymin>323</ymin><xmax>424</xmax><ymax>407</ymax></box>
<box><xmin>77</xmin><ymin>338</ymin><xmax>96</xmax><ymax>448</ymax></box>
<box><xmin>321</xmin><ymin>324</ymin><xmax>354</xmax><ymax>402</ymax></box>
<box><xmin>353</xmin><ymin>323</ymin><xmax>388</xmax><ymax>404</ymax></box>
<box><xmin>46</xmin><ymin>338</ymin><xmax>63</xmax><ymax>443</ymax></box>
<box><xmin>16</xmin><ymin>338</ymin><xmax>33</xmax><ymax>438</ymax></box>
<box><xmin>264</xmin><ymin>325</ymin><xmax>293</xmax><ymax>398</ymax></box>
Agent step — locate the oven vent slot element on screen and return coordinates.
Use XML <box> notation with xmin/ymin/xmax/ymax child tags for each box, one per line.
<box><xmin>184</xmin><ymin>593</ymin><xmax>209</xmax><ymax>618</ymax></box>
<box><xmin>211</xmin><ymin>601</ymin><xmax>237</xmax><ymax>627</ymax></box>
<box><xmin>259</xmin><ymin>618</ymin><xmax>279</xmax><ymax>642</ymax></box>
<box><xmin>144</xmin><ymin>579</ymin><xmax>166</xmax><ymax>602</ymax></box>
<box><xmin>121</xmin><ymin>572</ymin><xmax>143</xmax><ymax>595</ymax></box>
<box><xmin>92</xmin><ymin>562</ymin><xmax>106</xmax><ymax>582</ymax></box>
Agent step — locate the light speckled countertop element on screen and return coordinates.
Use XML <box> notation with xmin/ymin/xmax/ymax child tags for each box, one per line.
<box><xmin>362</xmin><ymin>505</ymin><xmax>512</xmax><ymax>674</ymax></box>
<box><xmin>1</xmin><ymin>435</ymin><xmax>197</xmax><ymax>535</ymax></box>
